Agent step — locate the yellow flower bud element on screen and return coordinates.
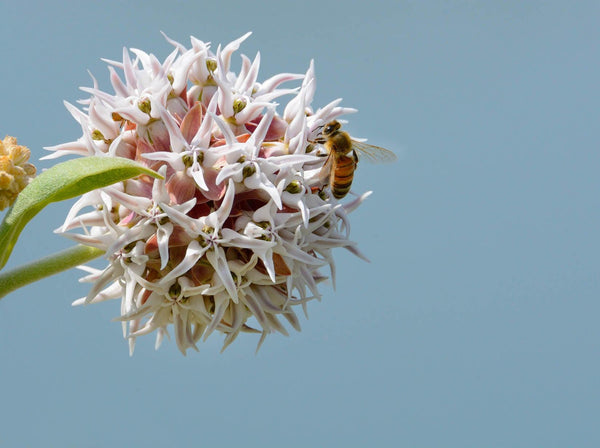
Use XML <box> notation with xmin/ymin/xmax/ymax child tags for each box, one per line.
<box><xmin>0</xmin><ymin>136</ymin><xmax>36</xmax><ymax>210</ymax></box>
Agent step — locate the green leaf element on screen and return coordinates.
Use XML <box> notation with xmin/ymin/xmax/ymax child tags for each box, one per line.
<box><xmin>0</xmin><ymin>156</ymin><xmax>161</xmax><ymax>270</ymax></box>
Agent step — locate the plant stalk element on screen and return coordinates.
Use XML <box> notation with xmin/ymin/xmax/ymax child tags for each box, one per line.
<box><xmin>0</xmin><ymin>245</ymin><xmax>104</xmax><ymax>300</ymax></box>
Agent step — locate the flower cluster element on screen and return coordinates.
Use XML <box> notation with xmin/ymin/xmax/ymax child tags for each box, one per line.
<box><xmin>0</xmin><ymin>136</ymin><xmax>36</xmax><ymax>211</ymax></box>
<box><xmin>46</xmin><ymin>33</ymin><xmax>369</xmax><ymax>354</ymax></box>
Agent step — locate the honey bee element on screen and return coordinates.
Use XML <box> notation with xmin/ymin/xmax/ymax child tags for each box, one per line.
<box><xmin>317</xmin><ymin>120</ymin><xmax>397</xmax><ymax>199</ymax></box>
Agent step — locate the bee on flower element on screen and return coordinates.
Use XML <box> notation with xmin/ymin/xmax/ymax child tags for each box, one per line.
<box><xmin>46</xmin><ymin>32</ymin><xmax>390</xmax><ymax>355</ymax></box>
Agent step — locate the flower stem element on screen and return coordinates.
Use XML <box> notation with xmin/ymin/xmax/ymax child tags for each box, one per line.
<box><xmin>0</xmin><ymin>245</ymin><xmax>104</xmax><ymax>300</ymax></box>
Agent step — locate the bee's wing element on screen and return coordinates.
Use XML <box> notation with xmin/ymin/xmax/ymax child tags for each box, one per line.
<box><xmin>318</xmin><ymin>153</ymin><xmax>334</xmax><ymax>181</ymax></box>
<box><xmin>351</xmin><ymin>140</ymin><xmax>397</xmax><ymax>164</ymax></box>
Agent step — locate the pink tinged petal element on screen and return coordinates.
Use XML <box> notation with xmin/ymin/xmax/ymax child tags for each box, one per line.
<box><xmin>253</xmin><ymin>87</ymin><xmax>300</xmax><ymax>104</ymax></box>
<box><xmin>59</xmin><ymin>233</ymin><xmax>110</xmax><ymax>247</ymax></box>
<box><xmin>301</xmin><ymin>59</ymin><xmax>317</xmax><ymax>105</ymax></box>
<box><xmin>280</xmin><ymin>239</ymin><xmax>325</xmax><ymax>266</ymax></box>
<box><xmin>156</xmin><ymin>222</ymin><xmax>174</xmax><ymax>269</ymax></box>
<box><xmin>144</xmin><ymin>226</ymin><xmax>191</xmax><ymax>257</ymax></box>
<box><xmin>261</xmin><ymin>252</ymin><xmax>277</xmax><ymax>283</ymax></box>
<box><xmin>256</xmin><ymin>73</ymin><xmax>304</xmax><ymax>96</ymax></box>
<box><xmin>211</xmin><ymin>179</ymin><xmax>235</xmax><ymax>228</ymax></box>
<box><xmin>112</xmin><ymin>105</ymin><xmax>151</xmax><ymax>125</ymax></box>
<box><xmin>161</xmin><ymin>31</ymin><xmax>187</xmax><ymax>52</ymax></box>
<box><xmin>206</xmin><ymin>248</ymin><xmax>238</xmax><ymax>302</ymax></box>
<box><xmin>267</xmin><ymin>153</ymin><xmax>318</xmax><ymax>167</ymax></box>
<box><xmin>88</xmin><ymin>101</ymin><xmax>119</xmax><ymax>139</ymax></box>
<box><xmin>252</xmin><ymin>287</ymin><xmax>284</xmax><ymax>314</ymax></box>
<box><xmin>144</xmin><ymin>120</ymin><xmax>171</xmax><ymax>151</ymax></box>
<box><xmin>215</xmin><ymin>75</ymin><xmax>234</xmax><ymax>118</ymax></box>
<box><xmin>215</xmin><ymin>163</ymin><xmax>243</xmax><ymax>185</ymax></box>
<box><xmin>63</xmin><ymin>101</ymin><xmax>89</xmax><ymax>126</ymax></box>
<box><xmin>342</xmin><ymin>190</ymin><xmax>372</xmax><ymax>213</ymax></box>
<box><xmin>180</xmin><ymin>102</ymin><xmax>203</xmax><ymax>143</ymax></box>
<box><xmin>209</xmin><ymin>111</ymin><xmax>238</xmax><ymax>147</ymax></box>
<box><xmin>236</xmin><ymin>54</ymin><xmax>252</xmax><ymax>90</ymax></box>
<box><xmin>58</xmin><ymin>210</ymin><xmax>106</xmax><ymax>232</ymax></box>
<box><xmin>288</xmin><ymin>124</ymin><xmax>307</xmax><ymax>155</ymax></box>
<box><xmin>179</xmin><ymin>277</ymin><xmax>211</xmax><ymax>297</ymax></box>
<box><xmin>83</xmin><ymin>265</ymin><xmax>118</xmax><ymax>304</ymax></box>
<box><xmin>79</xmin><ymin>85</ymin><xmax>118</xmax><ymax>106</ymax></box>
<box><xmin>255</xmin><ymin>331</ymin><xmax>268</xmax><ymax>353</ymax></box>
<box><xmin>344</xmin><ymin>244</ymin><xmax>370</xmax><ymax>262</ymax></box>
<box><xmin>108</xmin><ymin>66</ymin><xmax>129</xmax><ymax>97</ymax></box>
<box><xmin>166</xmin><ymin>96</ymin><xmax>189</xmax><ymax>120</ymax></box>
<box><xmin>161</xmin><ymin>240</ymin><xmax>208</xmax><ymax>284</ymax></box>
<box><xmin>202</xmin><ymin>292</ymin><xmax>229</xmax><ymax>341</ymax></box>
<box><xmin>246</xmin><ymin>108</ymin><xmax>274</xmax><ymax>157</ymax></box>
<box><xmin>243</xmin><ymin>288</ymin><xmax>270</xmax><ymax>331</ymax></box>
<box><xmin>244</xmin><ymin>172</ymin><xmax>282</xmax><ymax>209</ymax></box>
<box><xmin>299</xmin><ymin>265</ymin><xmax>321</xmax><ymax>299</ymax></box>
<box><xmin>167</xmin><ymin>171</ymin><xmax>197</xmax><ymax>203</ymax></box>
<box><xmin>237</xmin><ymin>52</ymin><xmax>261</xmax><ymax>94</ymax></box>
<box><xmin>154</xmin><ymin>327</ymin><xmax>167</xmax><ymax>351</ymax></box>
<box><xmin>233</xmin><ymin>101</ymin><xmax>272</xmax><ymax>125</ymax></box>
<box><xmin>143</xmin><ymin>150</ymin><xmax>185</xmax><ymax>170</ymax></box>
<box><xmin>76</xmin><ymin>265</ymin><xmax>104</xmax><ymax>281</ymax></box>
<box><xmin>122</xmin><ymin>273</ymin><xmax>142</xmax><ymax>313</ymax></box>
<box><xmin>129</xmin><ymin>306</ymin><xmax>171</xmax><ymax>337</ymax></box>
<box><xmin>151</xmin><ymin>166</ymin><xmax>170</xmax><ymax>203</ymax></box>
<box><xmin>56</xmin><ymin>190</ymin><xmax>104</xmax><ymax>232</ymax></box>
<box><xmin>122</xmin><ymin>178</ymin><xmax>153</xmax><ymax>201</ymax></box>
<box><xmin>72</xmin><ymin>281</ymin><xmax>121</xmax><ymax>306</ymax></box>
<box><xmin>170</xmin><ymin>49</ymin><xmax>205</xmax><ymax>94</ymax></box>
<box><xmin>106</xmin><ymin>133</ymin><xmax>124</xmax><ymax>157</ymax></box>
<box><xmin>314</xmin><ymin>247</ymin><xmax>336</xmax><ymax>289</ymax></box>
<box><xmin>121</xmin><ymin>47</ymin><xmax>139</xmax><ymax>90</ymax></box>
<box><xmin>202</xmin><ymin>167</ymin><xmax>227</xmax><ymax>201</ymax></box>
<box><xmin>252</xmin><ymin>201</ymin><xmax>276</xmax><ymax>224</ymax></box>
<box><xmin>191</xmin><ymin>94</ymin><xmax>218</xmax><ymax>148</ymax></box>
<box><xmin>111</xmin><ymin>135</ymin><xmax>138</xmax><ymax>159</ymax></box>
<box><xmin>217</xmin><ymin>32</ymin><xmax>252</xmax><ymax>74</ymax></box>
<box><xmin>221</xmin><ymin>302</ymin><xmax>245</xmax><ymax>352</ymax></box>
<box><xmin>173</xmin><ymin>308</ymin><xmax>199</xmax><ymax>355</ymax></box>
<box><xmin>285</xmin><ymin>84</ymin><xmax>308</xmax><ymax>136</ymax></box>
<box><xmin>166</xmin><ymin>240</ymin><xmax>208</xmax><ymax>283</ymax></box>
<box><xmin>190</xmin><ymin>168</ymin><xmax>208</xmax><ymax>192</ymax></box>
<box><xmin>150</xmin><ymin>83</ymin><xmax>174</xmax><ymax>120</ymax></box>
<box><xmin>41</xmin><ymin>140</ymin><xmax>91</xmax><ymax>160</ymax></box>
<box><xmin>162</xmin><ymin>47</ymin><xmax>179</xmax><ymax>73</ymax></box>
<box><xmin>159</xmin><ymin>203</ymin><xmax>199</xmax><ymax>235</ymax></box>
<box><xmin>283</xmin><ymin>309</ymin><xmax>301</xmax><ymax>332</ymax></box>
<box><xmin>159</xmin><ymin>106</ymin><xmax>187</xmax><ymax>153</ymax></box>
<box><xmin>221</xmin><ymin>229</ymin><xmax>277</xmax><ymax>282</ymax></box>
<box><xmin>265</xmin><ymin>115</ymin><xmax>288</xmax><ymax>141</ymax></box>
<box><xmin>265</xmin><ymin>314</ymin><xmax>288</xmax><ymax>337</ymax></box>
<box><xmin>297</xmin><ymin>198</ymin><xmax>309</xmax><ymax>228</ymax></box>
<box><xmin>282</xmin><ymin>60</ymin><xmax>315</xmax><ymax>124</ymax></box>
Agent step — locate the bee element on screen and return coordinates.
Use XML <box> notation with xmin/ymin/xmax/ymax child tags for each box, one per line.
<box><xmin>317</xmin><ymin>120</ymin><xmax>397</xmax><ymax>199</ymax></box>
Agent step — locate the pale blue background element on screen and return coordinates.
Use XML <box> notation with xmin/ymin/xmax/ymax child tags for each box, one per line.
<box><xmin>1</xmin><ymin>1</ymin><xmax>599</xmax><ymax>446</ymax></box>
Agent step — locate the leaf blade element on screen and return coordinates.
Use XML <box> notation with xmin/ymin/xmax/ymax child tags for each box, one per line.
<box><xmin>0</xmin><ymin>156</ymin><xmax>160</xmax><ymax>270</ymax></box>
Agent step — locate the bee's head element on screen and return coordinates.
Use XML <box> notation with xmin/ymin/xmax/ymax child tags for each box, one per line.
<box><xmin>322</xmin><ymin>120</ymin><xmax>341</xmax><ymax>137</ymax></box>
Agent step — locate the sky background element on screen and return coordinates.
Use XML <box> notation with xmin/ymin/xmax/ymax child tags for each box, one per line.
<box><xmin>1</xmin><ymin>1</ymin><xmax>599</xmax><ymax>446</ymax></box>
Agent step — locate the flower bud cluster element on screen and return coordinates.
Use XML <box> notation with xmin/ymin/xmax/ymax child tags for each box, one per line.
<box><xmin>47</xmin><ymin>33</ymin><xmax>369</xmax><ymax>354</ymax></box>
<box><xmin>0</xmin><ymin>136</ymin><xmax>36</xmax><ymax>211</ymax></box>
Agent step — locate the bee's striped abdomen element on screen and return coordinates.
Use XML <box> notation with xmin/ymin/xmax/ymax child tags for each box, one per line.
<box><xmin>331</xmin><ymin>154</ymin><xmax>356</xmax><ymax>199</ymax></box>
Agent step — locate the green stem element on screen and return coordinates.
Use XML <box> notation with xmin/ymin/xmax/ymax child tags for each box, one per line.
<box><xmin>0</xmin><ymin>245</ymin><xmax>105</xmax><ymax>300</ymax></box>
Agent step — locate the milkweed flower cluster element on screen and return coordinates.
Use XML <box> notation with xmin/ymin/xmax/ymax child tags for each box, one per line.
<box><xmin>0</xmin><ymin>136</ymin><xmax>36</xmax><ymax>211</ymax></box>
<box><xmin>45</xmin><ymin>32</ymin><xmax>370</xmax><ymax>355</ymax></box>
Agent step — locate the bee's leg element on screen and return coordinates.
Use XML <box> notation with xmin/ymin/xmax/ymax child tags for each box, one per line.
<box><xmin>352</xmin><ymin>150</ymin><xmax>359</xmax><ymax>164</ymax></box>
